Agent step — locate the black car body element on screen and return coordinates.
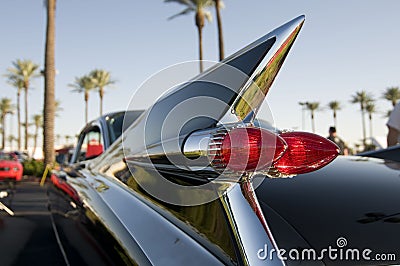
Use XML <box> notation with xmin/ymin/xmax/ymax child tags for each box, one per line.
<box><xmin>48</xmin><ymin>16</ymin><xmax>400</xmax><ymax>265</ymax></box>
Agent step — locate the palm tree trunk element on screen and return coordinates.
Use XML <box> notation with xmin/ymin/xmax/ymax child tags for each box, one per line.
<box><xmin>361</xmin><ymin>106</ymin><xmax>367</xmax><ymax>147</ymax></box>
<box><xmin>17</xmin><ymin>90</ymin><xmax>21</xmax><ymax>150</ymax></box>
<box><xmin>85</xmin><ymin>92</ymin><xmax>89</xmax><ymax>124</ymax></box>
<box><xmin>214</xmin><ymin>0</ymin><xmax>224</xmax><ymax>61</ymax></box>
<box><xmin>9</xmin><ymin>137</ymin><xmax>13</xmax><ymax>150</ymax></box>
<box><xmin>43</xmin><ymin>0</ymin><xmax>56</xmax><ymax>166</ymax></box>
<box><xmin>24</xmin><ymin>88</ymin><xmax>28</xmax><ymax>150</ymax></box>
<box><xmin>333</xmin><ymin>111</ymin><xmax>337</xmax><ymax>128</ymax></box>
<box><xmin>99</xmin><ymin>87</ymin><xmax>104</xmax><ymax>116</ymax></box>
<box><xmin>197</xmin><ymin>25</ymin><xmax>204</xmax><ymax>72</ymax></box>
<box><xmin>32</xmin><ymin>127</ymin><xmax>38</xmax><ymax>158</ymax></box>
<box><xmin>85</xmin><ymin>99</ymin><xmax>88</xmax><ymax>124</ymax></box>
<box><xmin>311</xmin><ymin>112</ymin><xmax>315</xmax><ymax>133</ymax></box>
<box><xmin>369</xmin><ymin>114</ymin><xmax>373</xmax><ymax>139</ymax></box>
<box><xmin>1</xmin><ymin>115</ymin><xmax>5</xmax><ymax>149</ymax></box>
<box><xmin>195</xmin><ymin>10</ymin><xmax>205</xmax><ymax>73</ymax></box>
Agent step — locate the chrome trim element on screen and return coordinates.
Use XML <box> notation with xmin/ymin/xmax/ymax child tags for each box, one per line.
<box><xmin>222</xmin><ymin>182</ymin><xmax>284</xmax><ymax>266</ymax></box>
<box><xmin>208</xmin><ymin>128</ymin><xmax>228</xmax><ymax>171</ymax></box>
<box><xmin>232</xmin><ymin>16</ymin><xmax>305</xmax><ymax>122</ymax></box>
<box><xmin>182</xmin><ymin>130</ymin><xmax>213</xmax><ymax>159</ymax></box>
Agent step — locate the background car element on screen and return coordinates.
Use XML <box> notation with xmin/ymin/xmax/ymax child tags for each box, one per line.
<box><xmin>0</xmin><ymin>151</ymin><xmax>23</xmax><ymax>183</ymax></box>
<box><xmin>11</xmin><ymin>151</ymin><xmax>29</xmax><ymax>163</ymax></box>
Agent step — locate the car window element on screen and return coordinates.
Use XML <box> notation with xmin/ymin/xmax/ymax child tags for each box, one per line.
<box><xmin>76</xmin><ymin>127</ymin><xmax>104</xmax><ymax>162</ymax></box>
<box><xmin>106</xmin><ymin>111</ymin><xmax>144</xmax><ymax>145</ymax></box>
<box><xmin>0</xmin><ymin>152</ymin><xmax>14</xmax><ymax>161</ymax></box>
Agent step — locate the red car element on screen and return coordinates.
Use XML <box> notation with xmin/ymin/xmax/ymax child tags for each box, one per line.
<box><xmin>0</xmin><ymin>152</ymin><xmax>23</xmax><ymax>182</ymax></box>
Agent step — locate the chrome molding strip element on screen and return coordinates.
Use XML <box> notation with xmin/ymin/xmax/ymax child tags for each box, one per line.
<box><xmin>232</xmin><ymin>15</ymin><xmax>305</xmax><ymax>123</ymax></box>
<box><xmin>222</xmin><ymin>183</ymin><xmax>285</xmax><ymax>266</ymax></box>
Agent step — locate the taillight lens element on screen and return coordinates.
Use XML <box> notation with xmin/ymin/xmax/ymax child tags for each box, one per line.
<box><xmin>213</xmin><ymin>127</ymin><xmax>287</xmax><ymax>172</ymax></box>
<box><xmin>185</xmin><ymin>126</ymin><xmax>339</xmax><ymax>177</ymax></box>
<box><xmin>274</xmin><ymin>131</ymin><xmax>340</xmax><ymax>175</ymax></box>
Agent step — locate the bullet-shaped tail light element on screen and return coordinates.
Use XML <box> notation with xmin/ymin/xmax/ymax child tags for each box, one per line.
<box><xmin>184</xmin><ymin>127</ymin><xmax>339</xmax><ymax>177</ymax></box>
<box><xmin>274</xmin><ymin>131</ymin><xmax>340</xmax><ymax>175</ymax></box>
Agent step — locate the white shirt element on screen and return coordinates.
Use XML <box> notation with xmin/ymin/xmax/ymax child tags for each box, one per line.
<box><xmin>387</xmin><ymin>102</ymin><xmax>400</xmax><ymax>131</ymax></box>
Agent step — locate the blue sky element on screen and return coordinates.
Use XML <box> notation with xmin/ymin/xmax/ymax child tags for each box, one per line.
<box><xmin>1</xmin><ymin>1</ymin><xmax>400</xmax><ymax>149</ymax></box>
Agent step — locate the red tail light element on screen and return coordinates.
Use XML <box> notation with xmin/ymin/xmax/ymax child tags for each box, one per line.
<box><xmin>274</xmin><ymin>131</ymin><xmax>340</xmax><ymax>175</ymax></box>
<box><xmin>184</xmin><ymin>127</ymin><xmax>339</xmax><ymax>177</ymax></box>
<box><xmin>211</xmin><ymin>127</ymin><xmax>287</xmax><ymax>172</ymax></box>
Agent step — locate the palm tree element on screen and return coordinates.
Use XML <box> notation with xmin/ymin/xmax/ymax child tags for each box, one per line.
<box><xmin>55</xmin><ymin>100</ymin><xmax>63</xmax><ymax>117</ymax></box>
<box><xmin>6</xmin><ymin>59</ymin><xmax>39</xmax><ymax>150</ymax></box>
<box><xmin>40</xmin><ymin>99</ymin><xmax>62</xmax><ymax>122</ymax></box>
<box><xmin>56</xmin><ymin>134</ymin><xmax>61</xmax><ymax>146</ymax></box>
<box><xmin>306</xmin><ymin>102</ymin><xmax>320</xmax><ymax>133</ymax></box>
<box><xmin>31</xmin><ymin>114</ymin><xmax>43</xmax><ymax>157</ymax></box>
<box><xmin>27</xmin><ymin>133</ymin><xmax>35</xmax><ymax>149</ymax></box>
<box><xmin>214</xmin><ymin>0</ymin><xmax>224</xmax><ymax>60</ymax></box>
<box><xmin>165</xmin><ymin>0</ymin><xmax>214</xmax><ymax>72</ymax></box>
<box><xmin>7</xmin><ymin>135</ymin><xmax>16</xmax><ymax>150</ymax></box>
<box><xmin>327</xmin><ymin>100</ymin><xmax>341</xmax><ymax>128</ymax></box>
<box><xmin>5</xmin><ymin>76</ymin><xmax>24</xmax><ymax>150</ymax></box>
<box><xmin>351</xmin><ymin>90</ymin><xmax>373</xmax><ymax>147</ymax></box>
<box><xmin>365</xmin><ymin>102</ymin><xmax>376</xmax><ymax>140</ymax></box>
<box><xmin>0</xmin><ymin>98</ymin><xmax>14</xmax><ymax>149</ymax></box>
<box><xmin>69</xmin><ymin>75</ymin><xmax>95</xmax><ymax>123</ymax></box>
<box><xmin>43</xmin><ymin>0</ymin><xmax>57</xmax><ymax>166</ymax></box>
<box><xmin>65</xmin><ymin>135</ymin><xmax>72</xmax><ymax>144</ymax></box>
<box><xmin>90</xmin><ymin>69</ymin><xmax>115</xmax><ymax>116</ymax></box>
<box><xmin>382</xmin><ymin>86</ymin><xmax>400</xmax><ymax>107</ymax></box>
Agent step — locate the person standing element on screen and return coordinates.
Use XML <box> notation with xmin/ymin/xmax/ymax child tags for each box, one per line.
<box><xmin>387</xmin><ymin>102</ymin><xmax>400</xmax><ymax>147</ymax></box>
<box><xmin>327</xmin><ymin>126</ymin><xmax>349</xmax><ymax>155</ymax></box>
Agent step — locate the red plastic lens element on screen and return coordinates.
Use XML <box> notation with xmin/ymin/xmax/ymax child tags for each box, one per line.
<box><xmin>219</xmin><ymin>127</ymin><xmax>287</xmax><ymax>172</ymax></box>
<box><xmin>274</xmin><ymin>132</ymin><xmax>340</xmax><ymax>175</ymax></box>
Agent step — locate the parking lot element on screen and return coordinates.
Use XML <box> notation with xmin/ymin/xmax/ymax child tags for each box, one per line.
<box><xmin>0</xmin><ymin>180</ymin><xmax>65</xmax><ymax>266</ymax></box>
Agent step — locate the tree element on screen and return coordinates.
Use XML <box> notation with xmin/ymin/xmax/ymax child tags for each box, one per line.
<box><xmin>306</xmin><ymin>102</ymin><xmax>319</xmax><ymax>133</ymax></box>
<box><xmin>5</xmin><ymin>76</ymin><xmax>24</xmax><ymax>150</ymax></box>
<box><xmin>382</xmin><ymin>86</ymin><xmax>400</xmax><ymax>107</ymax></box>
<box><xmin>56</xmin><ymin>134</ymin><xmax>61</xmax><ymax>145</ymax></box>
<box><xmin>43</xmin><ymin>0</ymin><xmax>57</xmax><ymax>166</ymax></box>
<box><xmin>55</xmin><ymin>100</ymin><xmax>63</xmax><ymax>117</ymax></box>
<box><xmin>65</xmin><ymin>135</ymin><xmax>72</xmax><ymax>144</ymax></box>
<box><xmin>32</xmin><ymin>114</ymin><xmax>43</xmax><ymax>157</ymax></box>
<box><xmin>327</xmin><ymin>100</ymin><xmax>341</xmax><ymax>128</ymax></box>
<box><xmin>351</xmin><ymin>90</ymin><xmax>373</xmax><ymax>147</ymax></box>
<box><xmin>365</xmin><ymin>101</ymin><xmax>376</xmax><ymax>140</ymax></box>
<box><xmin>69</xmin><ymin>75</ymin><xmax>95</xmax><ymax>123</ymax></box>
<box><xmin>214</xmin><ymin>0</ymin><xmax>224</xmax><ymax>60</ymax></box>
<box><xmin>7</xmin><ymin>135</ymin><xmax>16</xmax><ymax>150</ymax></box>
<box><xmin>165</xmin><ymin>0</ymin><xmax>214</xmax><ymax>72</ymax></box>
<box><xmin>90</xmin><ymin>69</ymin><xmax>115</xmax><ymax>116</ymax></box>
<box><xmin>6</xmin><ymin>59</ymin><xmax>39</xmax><ymax>150</ymax></box>
<box><xmin>0</xmin><ymin>98</ymin><xmax>14</xmax><ymax>149</ymax></box>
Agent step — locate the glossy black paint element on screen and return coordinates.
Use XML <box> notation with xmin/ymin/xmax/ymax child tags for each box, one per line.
<box><xmin>47</xmin><ymin>177</ymin><xmax>142</xmax><ymax>265</ymax></box>
<box><xmin>256</xmin><ymin>156</ymin><xmax>400</xmax><ymax>265</ymax></box>
<box><xmin>49</xmin><ymin>111</ymin><xmax>239</xmax><ymax>265</ymax></box>
<box><xmin>96</xmin><ymin>153</ymin><xmax>242</xmax><ymax>265</ymax></box>
<box><xmin>358</xmin><ymin>145</ymin><xmax>400</xmax><ymax>162</ymax></box>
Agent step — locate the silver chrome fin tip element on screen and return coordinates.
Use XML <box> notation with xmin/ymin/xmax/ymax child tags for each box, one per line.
<box><xmin>227</xmin><ymin>15</ymin><xmax>305</xmax><ymax>121</ymax></box>
<box><xmin>222</xmin><ymin>15</ymin><xmax>305</xmax><ymax>69</ymax></box>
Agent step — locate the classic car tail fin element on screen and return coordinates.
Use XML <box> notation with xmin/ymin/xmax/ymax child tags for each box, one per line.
<box><xmin>123</xmin><ymin>16</ymin><xmax>307</xmax><ymax>179</ymax></box>
<box><xmin>136</xmin><ymin>16</ymin><xmax>305</xmax><ymax>147</ymax></box>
